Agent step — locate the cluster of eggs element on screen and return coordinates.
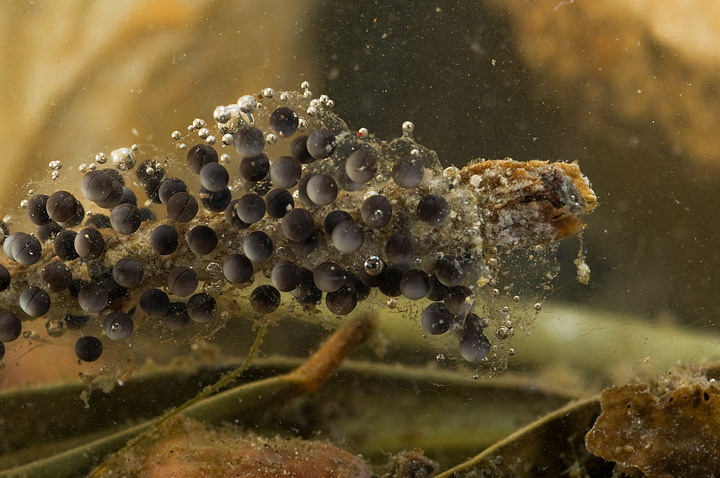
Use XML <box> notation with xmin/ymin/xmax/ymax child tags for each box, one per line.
<box><xmin>0</xmin><ymin>85</ymin><xmax>569</xmax><ymax>373</ymax></box>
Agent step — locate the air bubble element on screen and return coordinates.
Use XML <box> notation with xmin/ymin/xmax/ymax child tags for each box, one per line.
<box><xmin>363</xmin><ymin>256</ymin><xmax>384</xmax><ymax>276</ymax></box>
<box><xmin>111</xmin><ymin>148</ymin><xmax>136</xmax><ymax>171</ymax></box>
<box><xmin>45</xmin><ymin>318</ymin><xmax>67</xmax><ymax>338</ymax></box>
<box><xmin>95</xmin><ymin>152</ymin><xmax>108</xmax><ymax>164</ymax></box>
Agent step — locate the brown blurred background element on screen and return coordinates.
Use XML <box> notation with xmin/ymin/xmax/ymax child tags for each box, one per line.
<box><xmin>3</xmin><ymin>0</ymin><xmax>720</xmax><ymax>362</ymax></box>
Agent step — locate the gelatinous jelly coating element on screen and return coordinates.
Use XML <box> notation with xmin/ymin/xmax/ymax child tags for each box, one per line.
<box><xmin>0</xmin><ymin>87</ymin><xmax>597</xmax><ymax>380</ymax></box>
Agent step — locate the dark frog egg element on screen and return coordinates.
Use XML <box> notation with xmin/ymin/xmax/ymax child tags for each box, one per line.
<box><xmin>233</xmin><ymin>126</ymin><xmax>265</xmax><ymax>158</ymax></box>
<box><xmin>167</xmin><ymin>266</ymin><xmax>198</xmax><ymax>297</ymax></box>
<box><xmin>458</xmin><ymin>332</ymin><xmax>491</xmax><ymax>363</ymax></box>
<box><xmin>103</xmin><ymin>311</ymin><xmax>134</xmax><ymax>340</ymax></box>
<box><xmin>271</xmin><ymin>261</ymin><xmax>301</xmax><ymax>292</ymax></box>
<box><xmin>75</xmin><ymin>336</ymin><xmax>103</xmax><ymax>362</ymax></box>
<box><xmin>331</xmin><ymin>220</ymin><xmax>364</xmax><ymax>253</ymax></box>
<box><xmin>235</xmin><ymin>193</ymin><xmax>266</xmax><ymax>224</ymax></box>
<box><xmin>361</xmin><ymin>195</ymin><xmax>392</xmax><ymax>229</ymax></box>
<box><xmin>306</xmin><ymin>128</ymin><xmax>336</xmax><ymax>159</ymax></box>
<box><xmin>306</xmin><ymin>174</ymin><xmax>338</xmax><ymax>206</ymax></box>
<box><xmin>112</xmin><ymin>257</ymin><xmax>144</xmax><ymax>288</ymax></box>
<box><xmin>139</xmin><ymin>288</ymin><xmax>170</xmax><ymax>318</ymax></box>
<box><xmin>269</xmin><ymin>156</ymin><xmax>302</xmax><ymax>189</ymax></box>
<box><xmin>281</xmin><ymin>208</ymin><xmax>315</xmax><ymax>241</ymax></box>
<box><xmin>19</xmin><ymin>286</ymin><xmax>51</xmax><ymax>318</ymax></box>
<box><xmin>420</xmin><ymin>303</ymin><xmax>453</xmax><ymax>335</ymax></box>
<box><xmin>26</xmin><ymin>194</ymin><xmax>52</xmax><ymax>226</ymax></box>
<box><xmin>345</xmin><ymin>150</ymin><xmax>377</xmax><ymax>184</ymax></box>
<box><xmin>187</xmin><ymin>293</ymin><xmax>217</xmax><ymax>323</ymax></box>
<box><xmin>187</xmin><ymin>225</ymin><xmax>218</xmax><ymax>256</ymax></box>
<box><xmin>238</xmin><ymin>154</ymin><xmax>270</xmax><ymax>182</ymax></box>
<box><xmin>249</xmin><ymin>285</ymin><xmax>281</xmax><ymax>314</ymax></box>
<box><xmin>199</xmin><ymin>162</ymin><xmax>229</xmax><ymax>192</ymax></box>
<box><xmin>417</xmin><ymin>195</ymin><xmax>450</xmax><ymax>225</ymax></box>
<box><xmin>269</xmin><ymin>106</ymin><xmax>299</xmax><ymax>137</ymax></box>
<box><xmin>41</xmin><ymin>262</ymin><xmax>73</xmax><ymax>293</ymax></box>
<box><xmin>391</xmin><ymin>156</ymin><xmax>424</xmax><ymax>188</ymax></box>
<box><xmin>186</xmin><ymin>143</ymin><xmax>219</xmax><ymax>174</ymax></box>
<box><xmin>223</xmin><ymin>254</ymin><xmax>254</xmax><ymax>284</ymax></box>
<box><xmin>0</xmin><ymin>312</ymin><xmax>22</xmax><ymax>342</ymax></box>
<box><xmin>243</xmin><ymin>231</ymin><xmax>274</xmax><ymax>262</ymax></box>
<box><xmin>110</xmin><ymin>203</ymin><xmax>142</xmax><ymax>235</ymax></box>
<box><xmin>74</xmin><ymin>227</ymin><xmax>105</xmax><ymax>260</ymax></box>
<box><xmin>150</xmin><ymin>224</ymin><xmax>179</xmax><ymax>255</ymax></box>
<box><xmin>46</xmin><ymin>191</ymin><xmax>78</xmax><ymax>223</ymax></box>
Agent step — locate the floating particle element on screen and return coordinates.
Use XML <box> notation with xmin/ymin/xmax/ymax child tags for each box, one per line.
<box><xmin>186</xmin><ymin>144</ymin><xmax>219</xmax><ymax>174</ymax></box>
<box><xmin>112</xmin><ymin>257</ymin><xmax>144</xmax><ymax>288</ymax></box>
<box><xmin>361</xmin><ymin>195</ymin><xmax>392</xmax><ymax>229</ymax></box>
<box><xmin>391</xmin><ymin>156</ymin><xmax>424</xmax><ymax>188</ymax></box>
<box><xmin>243</xmin><ymin>231</ymin><xmax>274</xmax><ymax>262</ymax></box>
<box><xmin>187</xmin><ymin>293</ymin><xmax>217</xmax><ymax>323</ymax></box>
<box><xmin>249</xmin><ymin>285</ymin><xmax>281</xmax><ymax>314</ymax></box>
<box><xmin>187</xmin><ymin>225</ymin><xmax>218</xmax><ymax>256</ymax></box>
<box><xmin>19</xmin><ymin>286</ymin><xmax>51</xmax><ymax>317</ymax></box>
<box><xmin>264</xmin><ymin>188</ymin><xmax>294</xmax><ymax>218</ymax></box>
<box><xmin>235</xmin><ymin>194</ymin><xmax>266</xmax><ymax>224</ymax></box>
<box><xmin>139</xmin><ymin>289</ymin><xmax>170</xmax><ymax>318</ymax></box>
<box><xmin>223</xmin><ymin>254</ymin><xmax>253</xmax><ymax>284</ymax></box>
<box><xmin>41</xmin><ymin>262</ymin><xmax>73</xmax><ymax>293</ymax></box>
<box><xmin>167</xmin><ymin>266</ymin><xmax>198</xmax><ymax>297</ymax></box>
<box><xmin>270</xmin><ymin>156</ymin><xmax>302</xmax><ymax>189</ymax></box>
<box><xmin>238</xmin><ymin>154</ymin><xmax>270</xmax><ymax>182</ymax></box>
<box><xmin>74</xmin><ymin>227</ymin><xmax>105</xmax><ymax>260</ymax></box>
<box><xmin>269</xmin><ymin>106</ymin><xmax>299</xmax><ymax>137</ymax></box>
<box><xmin>345</xmin><ymin>150</ymin><xmax>377</xmax><ymax>184</ymax></box>
<box><xmin>421</xmin><ymin>302</ymin><xmax>453</xmax><ymax>335</ymax></box>
<box><xmin>75</xmin><ymin>336</ymin><xmax>103</xmax><ymax>362</ymax></box>
<box><xmin>0</xmin><ymin>312</ymin><xmax>22</xmax><ymax>342</ymax></box>
<box><xmin>110</xmin><ymin>203</ymin><xmax>142</xmax><ymax>234</ymax></box>
<box><xmin>104</xmin><ymin>311</ymin><xmax>134</xmax><ymax>340</ymax></box>
<box><xmin>234</xmin><ymin>126</ymin><xmax>265</xmax><ymax>158</ymax></box>
<box><xmin>417</xmin><ymin>195</ymin><xmax>450</xmax><ymax>225</ymax></box>
<box><xmin>306</xmin><ymin>128</ymin><xmax>336</xmax><ymax>159</ymax></box>
<box><xmin>150</xmin><ymin>224</ymin><xmax>179</xmax><ymax>255</ymax></box>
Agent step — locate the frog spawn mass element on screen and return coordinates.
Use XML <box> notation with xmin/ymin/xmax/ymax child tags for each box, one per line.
<box><xmin>0</xmin><ymin>86</ymin><xmax>596</xmax><ymax>377</ymax></box>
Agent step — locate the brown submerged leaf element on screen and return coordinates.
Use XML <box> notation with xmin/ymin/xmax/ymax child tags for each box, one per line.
<box><xmin>586</xmin><ymin>368</ymin><xmax>720</xmax><ymax>478</ymax></box>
